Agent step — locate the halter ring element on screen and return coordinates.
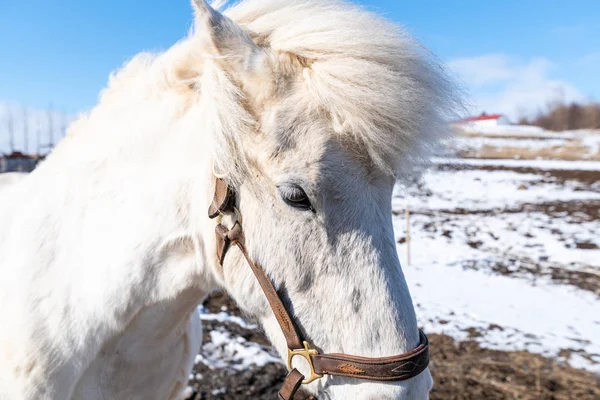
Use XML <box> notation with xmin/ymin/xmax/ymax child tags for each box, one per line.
<box><xmin>211</xmin><ymin>160</ymin><xmax>228</xmax><ymax>179</ymax></box>
<box><xmin>287</xmin><ymin>341</ymin><xmax>323</xmax><ymax>385</ymax></box>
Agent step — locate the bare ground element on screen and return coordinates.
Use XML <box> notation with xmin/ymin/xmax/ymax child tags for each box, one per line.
<box><xmin>185</xmin><ymin>293</ymin><xmax>600</xmax><ymax>400</ymax></box>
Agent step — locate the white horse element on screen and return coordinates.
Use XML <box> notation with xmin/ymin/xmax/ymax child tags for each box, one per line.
<box><xmin>0</xmin><ymin>172</ymin><xmax>29</xmax><ymax>193</ymax></box>
<box><xmin>0</xmin><ymin>0</ymin><xmax>459</xmax><ymax>399</ymax></box>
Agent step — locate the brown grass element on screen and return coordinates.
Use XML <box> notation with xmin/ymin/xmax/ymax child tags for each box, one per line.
<box><xmin>459</xmin><ymin>131</ymin><xmax>561</xmax><ymax>140</ymax></box>
<box><xmin>459</xmin><ymin>141</ymin><xmax>600</xmax><ymax>161</ymax></box>
<box><xmin>453</xmin><ymin>129</ymin><xmax>600</xmax><ymax>161</ymax></box>
<box><xmin>429</xmin><ymin>334</ymin><xmax>600</xmax><ymax>400</ymax></box>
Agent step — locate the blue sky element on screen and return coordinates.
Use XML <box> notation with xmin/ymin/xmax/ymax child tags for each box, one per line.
<box><xmin>1</xmin><ymin>0</ymin><xmax>599</xmax><ymax>120</ymax></box>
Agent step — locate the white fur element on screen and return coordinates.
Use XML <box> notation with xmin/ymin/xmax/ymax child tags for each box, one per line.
<box><xmin>0</xmin><ymin>1</ymin><xmax>460</xmax><ymax>399</ymax></box>
<box><xmin>0</xmin><ymin>172</ymin><xmax>28</xmax><ymax>193</ymax></box>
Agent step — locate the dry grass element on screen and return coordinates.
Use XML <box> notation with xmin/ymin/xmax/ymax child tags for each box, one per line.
<box><xmin>459</xmin><ymin>131</ymin><xmax>559</xmax><ymax>140</ymax></box>
<box><xmin>453</xmin><ymin>129</ymin><xmax>600</xmax><ymax>161</ymax></box>
<box><xmin>462</xmin><ymin>141</ymin><xmax>600</xmax><ymax>161</ymax></box>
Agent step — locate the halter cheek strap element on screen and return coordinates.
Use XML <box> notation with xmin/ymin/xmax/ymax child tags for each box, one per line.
<box><xmin>209</xmin><ymin>178</ymin><xmax>430</xmax><ymax>400</ymax></box>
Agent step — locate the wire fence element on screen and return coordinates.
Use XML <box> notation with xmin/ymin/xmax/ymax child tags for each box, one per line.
<box><xmin>1</xmin><ymin>104</ymin><xmax>71</xmax><ymax>173</ymax></box>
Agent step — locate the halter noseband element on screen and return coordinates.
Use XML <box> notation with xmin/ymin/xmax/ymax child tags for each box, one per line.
<box><xmin>208</xmin><ymin>178</ymin><xmax>430</xmax><ymax>400</ymax></box>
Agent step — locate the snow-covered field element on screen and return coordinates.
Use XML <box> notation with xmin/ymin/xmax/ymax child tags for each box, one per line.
<box><xmin>393</xmin><ymin>162</ymin><xmax>600</xmax><ymax>373</ymax></box>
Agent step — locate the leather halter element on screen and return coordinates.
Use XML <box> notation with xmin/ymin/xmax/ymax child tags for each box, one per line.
<box><xmin>208</xmin><ymin>178</ymin><xmax>430</xmax><ymax>399</ymax></box>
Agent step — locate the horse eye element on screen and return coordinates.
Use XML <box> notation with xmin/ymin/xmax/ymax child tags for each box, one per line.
<box><xmin>277</xmin><ymin>184</ymin><xmax>313</xmax><ymax>211</ymax></box>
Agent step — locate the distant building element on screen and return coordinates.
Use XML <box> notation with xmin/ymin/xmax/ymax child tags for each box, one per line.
<box><xmin>457</xmin><ymin>113</ymin><xmax>511</xmax><ymax>129</ymax></box>
<box><xmin>0</xmin><ymin>152</ymin><xmax>38</xmax><ymax>173</ymax></box>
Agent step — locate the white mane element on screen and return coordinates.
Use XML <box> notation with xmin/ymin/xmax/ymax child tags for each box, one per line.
<box><xmin>71</xmin><ymin>0</ymin><xmax>460</xmax><ymax>179</ymax></box>
<box><xmin>224</xmin><ymin>0</ymin><xmax>461</xmax><ymax>172</ymax></box>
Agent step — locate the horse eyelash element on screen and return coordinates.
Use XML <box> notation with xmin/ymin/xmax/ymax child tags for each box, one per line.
<box><xmin>277</xmin><ymin>184</ymin><xmax>313</xmax><ymax>211</ymax></box>
<box><xmin>278</xmin><ymin>185</ymin><xmax>304</xmax><ymax>199</ymax></box>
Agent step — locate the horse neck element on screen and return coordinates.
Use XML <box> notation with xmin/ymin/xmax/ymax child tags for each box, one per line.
<box><xmin>6</xmin><ymin>82</ymin><xmax>222</xmax><ymax>341</ymax></box>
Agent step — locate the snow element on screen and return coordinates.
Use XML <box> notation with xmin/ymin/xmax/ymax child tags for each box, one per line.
<box><xmin>395</xmin><ymin>211</ymin><xmax>599</xmax><ymax>272</ymax></box>
<box><xmin>211</xmin><ymin>387</ymin><xmax>227</xmax><ymax>395</ymax></box>
<box><xmin>182</xmin><ymin>387</ymin><xmax>194</xmax><ymax>399</ymax></box>
<box><xmin>452</xmin><ymin>136</ymin><xmax>569</xmax><ymax>152</ymax></box>
<box><xmin>392</xmin><ymin>162</ymin><xmax>600</xmax><ymax>372</ymax></box>
<box><xmin>197</xmin><ymin>307</ymin><xmax>258</xmax><ymax>330</ymax></box>
<box><xmin>434</xmin><ymin>157</ymin><xmax>600</xmax><ymax>171</ymax></box>
<box><xmin>403</xmin><ymin>261</ymin><xmax>600</xmax><ymax>371</ymax></box>
<box><xmin>394</xmin><ymin>169</ymin><xmax>600</xmax><ymax>212</ymax></box>
<box><xmin>194</xmin><ymin>329</ymin><xmax>281</xmax><ymax>371</ymax></box>
<box><xmin>577</xmin><ymin>132</ymin><xmax>600</xmax><ymax>155</ymax></box>
<box><xmin>457</xmin><ymin>124</ymin><xmax>547</xmax><ymax>136</ymax></box>
<box><xmin>194</xmin><ymin>307</ymin><xmax>281</xmax><ymax>371</ymax></box>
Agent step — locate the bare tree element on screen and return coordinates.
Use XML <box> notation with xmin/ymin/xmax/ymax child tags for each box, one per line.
<box><xmin>567</xmin><ymin>103</ymin><xmax>583</xmax><ymax>130</ymax></box>
<box><xmin>47</xmin><ymin>105</ymin><xmax>54</xmax><ymax>151</ymax></box>
<box><xmin>589</xmin><ymin>103</ymin><xmax>600</xmax><ymax>129</ymax></box>
<box><xmin>528</xmin><ymin>100</ymin><xmax>600</xmax><ymax>131</ymax></box>
<box><xmin>23</xmin><ymin>107</ymin><xmax>29</xmax><ymax>154</ymax></box>
<box><xmin>7</xmin><ymin>106</ymin><xmax>14</xmax><ymax>153</ymax></box>
<box><xmin>61</xmin><ymin>108</ymin><xmax>70</xmax><ymax>138</ymax></box>
<box><xmin>36</xmin><ymin>112</ymin><xmax>42</xmax><ymax>155</ymax></box>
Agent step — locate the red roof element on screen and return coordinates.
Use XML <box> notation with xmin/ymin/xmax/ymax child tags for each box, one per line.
<box><xmin>461</xmin><ymin>114</ymin><xmax>503</xmax><ymax>123</ymax></box>
<box><xmin>3</xmin><ymin>151</ymin><xmax>35</xmax><ymax>160</ymax></box>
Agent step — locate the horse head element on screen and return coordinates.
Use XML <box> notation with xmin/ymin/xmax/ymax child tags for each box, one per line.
<box><xmin>193</xmin><ymin>1</ymin><xmax>459</xmax><ymax>398</ymax></box>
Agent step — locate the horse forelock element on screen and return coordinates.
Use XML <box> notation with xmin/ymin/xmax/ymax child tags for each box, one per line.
<box><xmin>71</xmin><ymin>0</ymin><xmax>462</xmax><ymax>182</ymax></box>
<box><xmin>222</xmin><ymin>0</ymin><xmax>464</xmax><ymax>178</ymax></box>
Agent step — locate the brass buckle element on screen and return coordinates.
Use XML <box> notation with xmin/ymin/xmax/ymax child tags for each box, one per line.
<box><xmin>287</xmin><ymin>341</ymin><xmax>324</xmax><ymax>384</ymax></box>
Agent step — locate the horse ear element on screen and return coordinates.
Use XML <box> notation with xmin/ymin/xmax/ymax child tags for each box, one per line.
<box><xmin>192</xmin><ymin>0</ymin><xmax>271</xmax><ymax>83</ymax></box>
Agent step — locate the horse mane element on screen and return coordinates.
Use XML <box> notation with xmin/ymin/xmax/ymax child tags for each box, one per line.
<box><xmin>70</xmin><ymin>0</ymin><xmax>462</xmax><ymax>179</ymax></box>
<box><xmin>221</xmin><ymin>0</ymin><xmax>463</xmax><ymax>176</ymax></box>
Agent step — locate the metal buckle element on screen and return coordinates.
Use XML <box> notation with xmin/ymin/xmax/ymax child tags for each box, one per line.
<box><xmin>287</xmin><ymin>341</ymin><xmax>324</xmax><ymax>384</ymax></box>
